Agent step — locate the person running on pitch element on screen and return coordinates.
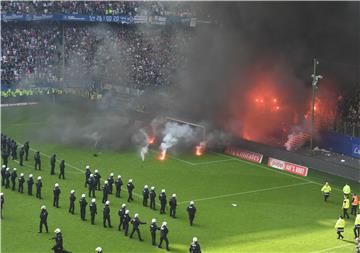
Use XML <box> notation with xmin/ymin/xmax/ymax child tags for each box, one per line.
<box><xmin>335</xmin><ymin>216</ymin><xmax>345</xmax><ymax>239</ymax></box>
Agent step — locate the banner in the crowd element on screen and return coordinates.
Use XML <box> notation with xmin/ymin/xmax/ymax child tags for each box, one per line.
<box><xmin>1</xmin><ymin>14</ymin><xmax>135</xmax><ymax>24</ymax></box>
<box><xmin>268</xmin><ymin>157</ymin><xmax>308</xmax><ymax>177</ymax></box>
<box><xmin>224</xmin><ymin>147</ymin><xmax>263</xmax><ymax>164</ymax></box>
<box><xmin>352</xmin><ymin>144</ymin><xmax>360</xmax><ymax>158</ymax></box>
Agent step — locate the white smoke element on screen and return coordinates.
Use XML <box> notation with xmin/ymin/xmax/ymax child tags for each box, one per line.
<box><xmin>284</xmin><ymin>127</ymin><xmax>310</xmax><ymax>151</ymax></box>
<box><xmin>139</xmin><ymin>128</ymin><xmax>149</xmax><ymax>161</ymax></box>
<box><xmin>159</xmin><ymin>122</ymin><xmax>198</xmax><ymax>155</ymax></box>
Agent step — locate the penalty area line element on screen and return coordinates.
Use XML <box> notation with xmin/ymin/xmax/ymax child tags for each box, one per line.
<box><xmin>308</xmin><ymin>243</ymin><xmax>354</xmax><ymax>253</ymax></box>
<box><xmin>178</xmin><ymin>181</ymin><xmax>312</xmax><ymax>205</ymax></box>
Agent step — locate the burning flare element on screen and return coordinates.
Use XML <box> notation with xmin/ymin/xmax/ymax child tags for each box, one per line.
<box><xmin>159</xmin><ymin>149</ymin><xmax>167</xmax><ymax>160</ymax></box>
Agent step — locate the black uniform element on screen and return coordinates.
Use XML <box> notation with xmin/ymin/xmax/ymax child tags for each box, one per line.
<box><xmin>39</xmin><ymin>209</ymin><xmax>48</xmax><ymax>233</ymax></box>
<box><xmin>1</xmin><ymin>166</ymin><xmax>6</xmax><ymax>186</ymax></box>
<box><xmin>150</xmin><ymin>189</ymin><xmax>156</xmax><ymax>210</ymax></box>
<box><xmin>189</xmin><ymin>242</ymin><xmax>202</xmax><ymax>253</ymax></box>
<box><xmin>130</xmin><ymin>217</ymin><xmax>146</xmax><ymax>240</ymax></box>
<box><xmin>34</xmin><ymin>152</ymin><xmax>41</xmax><ymax>170</ymax></box>
<box><xmin>103</xmin><ymin>205</ymin><xmax>112</xmax><ymax>228</ymax></box>
<box><xmin>59</xmin><ymin>160</ymin><xmax>65</xmax><ymax>179</ymax></box>
<box><xmin>169</xmin><ymin>196</ymin><xmax>177</xmax><ymax>218</ymax></box>
<box><xmin>150</xmin><ymin>222</ymin><xmax>160</xmax><ymax>245</ymax></box>
<box><xmin>80</xmin><ymin>197</ymin><xmax>88</xmax><ymax>220</ymax></box>
<box><xmin>52</xmin><ymin>232</ymin><xmax>63</xmax><ymax>253</ymax></box>
<box><xmin>123</xmin><ymin>213</ymin><xmax>131</xmax><ymax>236</ymax></box>
<box><xmin>159</xmin><ymin>192</ymin><xmax>167</xmax><ymax>214</ymax></box>
<box><xmin>88</xmin><ymin>176</ymin><xmax>96</xmax><ymax>198</ymax></box>
<box><xmin>89</xmin><ymin>201</ymin><xmax>97</xmax><ymax>224</ymax></box>
<box><xmin>24</xmin><ymin>141</ymin><xmax>29</xmax><ymax>161</ymax></box>
<box><xmin>11</xmin><ymin>141</ymin><xmax>17</xmax><ymax>160</ymax></box>
<box><xmin>127</xmin><ymin>182</ymin><xmax>135</xmax><ymax>202</ymax></box>
<box><xmin>53</xmin><ymin>187</ymin><xmax>61</xmax><ymax>208</ymax></box>
<box><xmin>158</xmin><ymin>225</ymin><xmax>170</xmax><ymax>251</ymax></box>
<box><xmin>18</xmin><ymin>175</ymin><xmax>25</xmax><ymax>193</ymax></box>
<box><xmin>36</xmin><ymin>179</ymin><xmax>42</xmax><ymax>199</ymax></box>
<box><xmin>4</xmin><ymin>170</ymin><xmax>11</xmax><ymax>189</ymax></box>
<box><xmin>108</xmin><ymin>176</ymin><xmax>114</xmax><ymax>194</ymax></box>
<box><xmin>1</xmin><ymin>194</ymin><xmax>4</xmax><ymax>219</ymax></box>
<box><xmin>102</xmin><ymin>184</ymin><xmax>109</xmax><ymax>204</ymax></box>
<box><xmin>50</xmin><ymin>154</ymin><xmax>56</xmax><ymax>175</ymax></box>
<box><xmin>187</xmin><ymin>204</ymin><xmax>197</xmax><ymax>226</ymax></box>
<box><xmin>94</xmin><ymin>172</ymin><xmax>101</xmax><ymax>190</ymax></box>
<box><xmin>1</xmin><ymin>150</ymin><xmax>9</xmax><ymax>168</ymax></box>
<box><xmin>19</xmin><ymin>147</ymin><xmax>24</xmax><ymax>166</ymax></box>
<box><xmin>118</xmin><ymin>207</ymin><xmax>126</xmax><ymax>230</ymax></box>
<box><xmin>115</xmin><ymin>177</ymin><xmax>123</xmax><ymax>198</ymax></box>
<box><xmin>10</xmin><ymin>170</ymin><xmax>17</xmax><ymax>191</ymax></box>
<box><xmin>27</xmin><ymin>176</ymin><xmax>34</xmax><ymax>195</ymax></box>
<box><xmin>69</xmin><ymin>193</ymin><xmax>76</xmax><ymax>214</ymax></box>
<box><xmin>85</xmin><ymin>169</ymin><xmax>91</xmax><ymax>187</ymax></box>
<box><xmin>143</xmin><ymin>187</ymin><xmax>149</xmax><ymax>206</ymax></box>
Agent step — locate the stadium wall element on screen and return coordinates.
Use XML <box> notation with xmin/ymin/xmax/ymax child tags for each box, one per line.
<box><xmin>317</xmin><ymin>130</ymin><xmax>360</xmax><ymax>159</ymax></box>
<box><xmin>229</xmin><ymin>138</ymin><xmax>360</xmax><ymax>182</ymax></box>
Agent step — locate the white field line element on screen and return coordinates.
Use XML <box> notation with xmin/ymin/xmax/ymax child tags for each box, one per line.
<box><xmin>18</xmin><ymin>144</ymin><xmax>160</xmax><ymax>206</ymax></box>
<box><xmin>191</xmin><ymin>159</ymin><xmax>235</xmax><ymax>166</ymax></box>
<box><xmin>178</xmin><ymin>181</ymin><xmax>312</xmax><ymax>205</ymax></box>
<box><xmin>216</xmin><ymin>152</ymin><xmax>344</xmax><ymax>192</ymax></box>
<box><xmin>148</xmin><ymin>149</ymin><xmax>195</xmax><ymax>165</ymax></box>
<box><xmin>308</xmin><ymin>243</ymin><xmax>354</xmax><ymax>253</ymax></box>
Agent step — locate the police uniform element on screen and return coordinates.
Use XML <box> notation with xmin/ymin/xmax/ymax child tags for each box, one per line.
<box><xmin>108</xmin><ymin>174</ymin><xmax>114</xmax><ymax>194</ymax></box>
<box><xmin>18</xmin><ymin>173</ymin><xmax>25</xmax><ymax>193</ymax></box>
<box><xmin>115</xmin><ymin>176</ymin><xmax>123</xmax><ymax>198</ymax></box>
<box><xmin>118</xmin><ymin>204</ymin><xmax>126</xmax><ymax>230</ymax></box>
<box><xmin>34</xmin><ymin>151</ymin><xmax>41</xmax><ymax>170</ymax></box>
<box><xmin>150</xmin><ymin>219</ymin><xmax>160</xmax><ymax>246</ymax></box>
<box><xmin>11</xmin><ymin>141</ymin><xmax>17</xmax><ymax>160</ymax></box>
<box><xmin>103</xmin><ymin>201</ymin><xmax>112</xmax><ymax>228</ymax></box>
<box><xmin>69</xmin><ymin>190</ymin><xmax>76</xmax><ymax>214</ymax></box>
<box><xmin>36</xmin><ymin>177</ymin><xmax>42</xmax><ymax>199</ymax></box>
<box><xmin>158</xmin><ymin>222</ymin><xmax>170</xmax><ymax>251</ymax></box>
<box><xmin>88</xmin><ymin>174</ymin><xmax>96</xmax><ymax>198</ymax></box>
<box><xmin>52</xmin><ymin>229</ymin><xmax>63</xmax><ymax>253</ymax></box>
<box><xmin>10</xmin><ymin>168</ymin><xmax>17</xmax><ymax>191</ymax></box>
<box><xmin>85</xmin><ymin>167</ymin><xmax>91</xmax><ymax>187</ymax></box>
<box><xmin>94</xmin><ymin>170</ymin><xmax>101</xmax><ymax>191</ymax></box>
<box><xmin>24</xmin><ymin>141</ymin><xmax>29</xmax><ymax>161</ymax></box>
<box><xmin>50</xmin><ymin>154</ymin><xmax>56</xmax><ymax>175</ymax></box>
<box><xmin>1</xmin><ymin>150</ymin><xmax>9</xmax><ymax>168</ymax></box>
<box><xmin>187</xmin><ymin>202</ymin><xmax>197</xmax><ymax>226</ymax></box>
<box><xmin>1</xmin><ymin>165</ymin><xmax>6</xmax><ymax>186</ymax></box>
<box><xmin>53</xmin><ymin>185</ymin><xmax>61</xmax><ymax>208</ymax></box>
<box><xmin>159</xmin><ymin>190</ymin><xmax>167</xmax><ymax>214</ymax></box>
<box><xmin>27</xmin><ymin>175</ymin><xmax>34</xmax><ymax>195</ymax></box>
<box><xmin>321</xmin><ymin>182</ymin><xmax>331</xmax><ymax>202</ymax></box>
<box><xmin>0</xmin><ymin>193</ymin><xmax>4</xmax><ymax>219</ymax></box>
<box><xmin>127</xmin><ymin>180</ymin><xmax>135</xmax><ymax>202</ymax></box>
<box><xmin>150</xmin><ymin>187</ymin><xmax>156</xmax><ymax>210</ymax></box>
<box><xmin>130</xmin><ymin>214</ymin><xmax>146</xmax><ymax>241</ymax></box>
<box><xmin>19</xmin><ymin>147</ymin><xmax>24</xmax><ymax>166</ymax></box>
<box><xmin>143</xmin><ymin>185</ymin><xmax>149</xmax><ymax>206</ymax></box>
<box><xmin>123</xmin><ymin>211</ymin><xmax>131</xmax><ymax>236</ymax></box>
<box><xmin>39</xmin><ymin>206</ymin><xmax>49</xmax><ymax>233</ymax></box>
<box><xmin>80</xmin><ymin>195</ymin><xmax>88</xmax><ymax>220</ymax></box>
<box><xmin>189</xmin><ymin>238</ymin><xmax>201</xmax><ymax>253</ymax></box>
<box><xmin>59</xmin><ymin>160</ymin><xmax>65</xmax><ymax>179</ymax></box>
<box><xmin>102</xmin><ymin>182</ymin><xmax>109</xmax><ymax>204</ymax></box>
<box><xmin>4</xmin><ymin>168</ymin><xmax>10</xmax><ymax>189</ymax></box>
<box><xmin>90</xmin><ymin>199</ymin><xmax>97</xmax><ymax>225</ymax></box>
<box><xmin>169</xmin><ymin>194</ymin><xmax>177</xmax><ymax>218</ymax></box>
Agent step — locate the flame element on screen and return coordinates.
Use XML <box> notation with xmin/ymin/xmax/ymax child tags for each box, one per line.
<box><xmin>195</xmin><ymin>145</ymin><xmax>203</xmax><ymax>156</ymax></box>
<box><xmin>147</xmin><ymin>136</ymin><xmax>155</xmax><ymax>145</ymax></box>
<box><xmin>159</xmin><ymin>150</ymin><xmax>166</xmax><ymax>160</ymax></box>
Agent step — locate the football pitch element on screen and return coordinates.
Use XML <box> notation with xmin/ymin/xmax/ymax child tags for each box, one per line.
<box><xmin>1</xmin><ymin>105</ymin><xmax>359</xmax><ymax>253</ymax></box>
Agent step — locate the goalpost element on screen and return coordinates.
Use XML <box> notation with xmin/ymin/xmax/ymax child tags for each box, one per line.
<box><xmin>165</xmin><ymin>116</ymin><xmax>207</xmax><ymax>143</ymax></box>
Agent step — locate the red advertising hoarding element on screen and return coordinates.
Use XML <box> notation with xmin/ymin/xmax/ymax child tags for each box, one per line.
<box><xmin>224</xmin><ymin>147</ymin><xmax>263</xmax><ymax>164</ymax></box>
<box><xmin>268</xmin><ymin>157</ymin><xmax>308</xmax><ymax>177</ymax></box>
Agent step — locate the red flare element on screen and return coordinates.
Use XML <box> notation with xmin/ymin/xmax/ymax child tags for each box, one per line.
<box><xmin>147</xmin><ymin>136</ymin><xmax>155</xmax><ymax>145</ymax></box>
<box><xmin>195</xmin><ymin>146</ymin><xmax>203</xmax><ymax>156</ymax></box>
<box><xmin>159</xmin><ymin>150</ymin><xmax>166</xmax><ymax>160</ymax></box>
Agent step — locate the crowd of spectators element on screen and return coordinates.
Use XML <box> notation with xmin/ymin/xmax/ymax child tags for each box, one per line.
<box><xmin>1</xmin><ymin>1</ymin><xmax>194</xmax><ymax>17</ymax></box>
<box><xmin>338</xmin><ymin>88</ymin><xmax>360</xmax><ymax>127</ymax></box>
<box><xmin>1</xmin><ymin>23</ymin><xmax>193</xmax><ymax>90</ymax></box>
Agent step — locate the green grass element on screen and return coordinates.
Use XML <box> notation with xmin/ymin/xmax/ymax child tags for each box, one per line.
<box><xmin>1</xmin><ymin>104</ymin><xmax>360</xmax><ymax>253</ymax></box>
